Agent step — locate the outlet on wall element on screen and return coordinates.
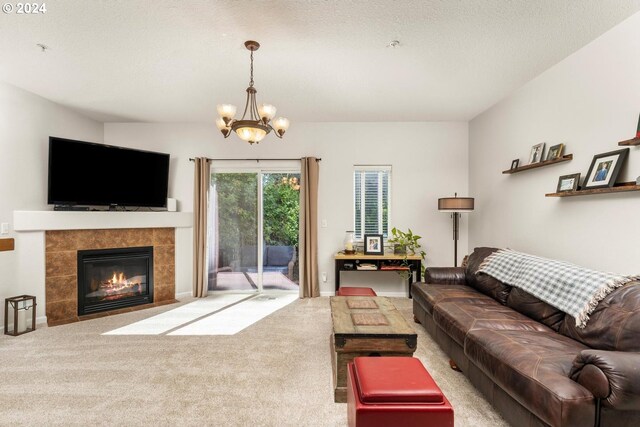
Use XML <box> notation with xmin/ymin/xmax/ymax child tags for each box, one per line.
<box><xmin>321</xmin><ymin>272</ymin><xmax>327</xmax><ymax>282</ymax></box>
<box><xmin>0</xmin><ymin>223</ymin><xmax>8</xmax><ymax>235</ymax></box>
<box><xmin>321</xmin><ymin>219</ymin><xmax>327</xmax><ymax>228</ymax></box>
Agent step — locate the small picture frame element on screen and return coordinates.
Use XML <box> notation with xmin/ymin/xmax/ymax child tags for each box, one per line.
<box><xmin>546</xmin><ymin>143</ymin><xmax>565</xmax><ymax>161</ymax></box>
<box><xmin>556</xmin><ymin>173</ymin><xmax>580</xmax><ymax>193</ymax></box>
<box><xmin>583</xmin><ymin>148</ymin><xmax>629</xmax><ymax>189</ymax></box>
<box><xmin>364</xmin><ymin>234</ymin><xmax>384</xmax><ymax>255</ymax></box>
<box><xmin>510</xmin><ymin>159</ymin><xmax>519</xmax><ymax>170</ymax></box>
<box><xmin>528</xmin><ymin>143</ymin><xmax>545</xmax><ymax>164</ymax></box>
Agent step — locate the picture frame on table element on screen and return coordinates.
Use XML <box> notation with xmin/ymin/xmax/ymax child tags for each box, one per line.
<box><xmin>583</xmin><ymin>148</ymin><xmax>629</xmax><ymax>189</ymax></box>
<box><xmin>364</xmin><ymin>234</ymin><xmax>384</xmax><ymax>255</ymax></box>
<box><xmin>556</xmin><ymin>173</ymin><xmax>580</xmax><ymax>193</ymax></box>
<box><xmin>546</xmin><ymin>143</ymin><xmax>565</xmax><ymax>161</ymax></box>
<box><xmin>510</xmin><ymin>159</ymin><xmax>519</xmax><ymax>170</ymax></box>
<box><xmin>528</xmin><ymin>142</ymin><xmax>545</xmax><ymax>164</ymax></box>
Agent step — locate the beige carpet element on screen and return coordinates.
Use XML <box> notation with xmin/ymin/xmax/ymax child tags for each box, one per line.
<box><xmin>0</xmin><ymin>297</ymin><xmax>508</xmax><ymax>426</ymax></box>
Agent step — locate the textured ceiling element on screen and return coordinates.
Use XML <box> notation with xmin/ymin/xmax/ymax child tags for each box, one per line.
<box><xmin>1</xmin><ymin>1</ymin><xmax>639</xmax><ymax>123</ymax></box>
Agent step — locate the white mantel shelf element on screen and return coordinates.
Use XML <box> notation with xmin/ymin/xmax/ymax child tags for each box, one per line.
<box><xmin>13</xmin><ymin>211</ymin><xmax>193</xmax><ymax>231</ymax></box>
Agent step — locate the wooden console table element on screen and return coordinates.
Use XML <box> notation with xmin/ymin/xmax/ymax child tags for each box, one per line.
<box><xmin>334</xmin><ymin>252</ymin><xmax>422</xmax><ymax>298</ymax></box>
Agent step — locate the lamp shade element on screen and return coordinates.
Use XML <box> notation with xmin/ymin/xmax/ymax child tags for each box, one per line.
<box><xmin>438</xmin><ymin>196</ymin><xmax>474</xmax><ymax>212</ymax></box>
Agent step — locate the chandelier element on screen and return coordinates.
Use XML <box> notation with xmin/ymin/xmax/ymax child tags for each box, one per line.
<box><xmin>216</xmin><ymin>40</ymin><xmax>290</xmax><ymax>144</ymax></box>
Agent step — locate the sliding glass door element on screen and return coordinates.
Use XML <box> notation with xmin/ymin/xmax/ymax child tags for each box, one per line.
<box><xmin>208</xmin><ymin>172</ymin><xmax>259</xmax><ymax>292</ymax></box>
<box><xmin>207</xmin><ymin>168</ymin><xmax>300</xmax><ymax>293</ymax></box>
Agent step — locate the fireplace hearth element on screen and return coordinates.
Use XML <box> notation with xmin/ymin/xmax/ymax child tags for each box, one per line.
<box><xmin>77</xmin><ymin>246</ymin><xmax>154</xmax><ymax>315</ymax></box>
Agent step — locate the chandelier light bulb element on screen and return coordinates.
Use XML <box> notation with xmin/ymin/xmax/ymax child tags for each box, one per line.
<box><xmin>215</xmin><ymin>117</ymin><xmax>227</xmax><ymax>130</ymax></box>
<box><xmin>235</xmin><ymin>126</ymin><xmax>267</xmax><ymax>144</ymax></box>
<box><xmin>216</xmin><ymin>104</ymin><xmax>237</xmax><ymax>122</ymax></box>
<box><xmin>273</xmin><ymin>117</ymin><xmax>290</xmax><ymax>136</ymax></box>
<box><xmin>258</xmin><ymin>104</ymin><xmax>277</xmax><ymax>122</ymax></box>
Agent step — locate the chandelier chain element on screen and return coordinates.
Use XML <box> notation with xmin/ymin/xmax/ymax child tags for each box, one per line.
<box><xmin>249</xmin><ymin>50</ymin><xmax>254</xmax><ymax>87</ymax></box>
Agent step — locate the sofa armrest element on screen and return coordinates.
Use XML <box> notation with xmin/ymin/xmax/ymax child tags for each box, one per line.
<box><xmin>424</xmin><ymin>267</ymin><xmax>466</xmax><ymax>285</ymax></box>
<box><xmin>570</xmin><ymin>350</ymin><xmax>640</xmax><ymax>410</ymax></box>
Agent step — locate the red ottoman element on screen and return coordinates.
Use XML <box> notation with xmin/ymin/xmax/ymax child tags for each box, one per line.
<box><xmin>336</xmin><ymin>287</ymin><xmax>377</xmax><ymax>296</ymax></box>
<box><xmin>347</xmin><ymin>357</ymin><xmax>454</xmax><ymax>427</ymax></box>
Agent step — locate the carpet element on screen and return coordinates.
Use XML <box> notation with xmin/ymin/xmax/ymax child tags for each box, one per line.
<box><xmin>0</xmin><ymin>297</ymin><xmax>508</xmax><ymax>426</ymax></box>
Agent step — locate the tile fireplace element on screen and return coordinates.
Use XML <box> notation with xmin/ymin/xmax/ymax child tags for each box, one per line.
<box><xmin>77</xmin><ymin>246</ymin><xmax>154</xmax><ymax>315</ymax></box>
<box><xmin>45</xmin><ymin>228</ymin><xmax>176</xmax><ymax>326</ymax></box>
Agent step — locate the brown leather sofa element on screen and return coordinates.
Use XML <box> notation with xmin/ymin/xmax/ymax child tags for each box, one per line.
<box><xmin>412</xmin><ymin>247</ymin><xmax>640</xmax><ymax>427</ymax></box>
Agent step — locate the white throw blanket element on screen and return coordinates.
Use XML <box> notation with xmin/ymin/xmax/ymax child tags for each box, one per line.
<box><xmin>477</xmin><ymin>249</ymin><xmax>639</xmax><ymax>328</ymax></box>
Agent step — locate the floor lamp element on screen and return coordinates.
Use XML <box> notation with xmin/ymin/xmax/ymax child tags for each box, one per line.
<box><xmin>438</xmin><ymin>193</ymin><xmax>474</xmax><ymax>267</ymax></box>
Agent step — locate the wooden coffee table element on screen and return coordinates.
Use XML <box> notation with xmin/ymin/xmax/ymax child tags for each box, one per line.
<box><xmin>330</xmin><ymin>296</ymin><xmax>417</xmax><ymax>402</ymax></box>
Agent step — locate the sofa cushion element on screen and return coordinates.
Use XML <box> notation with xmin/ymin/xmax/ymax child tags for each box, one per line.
<box><xmin>464</xmin><ymin>329</ymin><xmax>594</xmax><ymax>427</ymax></box>
<box><xmin>266</xmin><ymin>245</ymin><xmax>294</xmax><ymax>266</ymax></box>
<box><xmin>465</xmin><ymin>247</ymin><xmax>512</xmax><ymax>304</ymax></box>
<box><xmin>506</xmin><ymin>287</ymin><xmax>566</xmax><ymax>331</ymax></box>
<box><xmin>432</xmin><ymin>299</ymin><xmax>551</xmax><ymax>346</ymax></box>
<box><xmin>412</xmin><ymin>282</ymin><xmax>493</xmax><ymax>315</ymax></box>
<box><xmin>559</xmin><ymin>282</ymin><xmax>640</xmax><ymax>351</ymax></box>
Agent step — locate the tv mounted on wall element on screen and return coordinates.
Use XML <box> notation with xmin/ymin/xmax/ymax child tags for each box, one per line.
<box><xmin>48</xmin><ymin>137</ymin><xmax>170</xmax><ymax>208</ymax></box>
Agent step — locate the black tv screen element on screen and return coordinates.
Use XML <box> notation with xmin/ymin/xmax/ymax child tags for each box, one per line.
<box><xmin>48</xmin><ymin>137</ymin><xmax>170</xmax><ymax>208</ymax></box>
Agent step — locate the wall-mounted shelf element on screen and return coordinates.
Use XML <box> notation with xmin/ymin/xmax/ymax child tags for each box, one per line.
<box><xmin>619</xmin><ymin>137</ymin><xmax>640</xmax><ymax>146</ymax></box>
<box><xmin>546</xmin><ymin>181</ymin><xmax>640</xmax><ymax>197</ymax></box>
<box><xmin>502</xmin><ymin>154</ymin><xmax>573</xmax><ymax>174</ymax></box>
<box><xmin>0</xmin><ymin>238</ymin><xmax>15</xmax><ymax>252</ymax></box>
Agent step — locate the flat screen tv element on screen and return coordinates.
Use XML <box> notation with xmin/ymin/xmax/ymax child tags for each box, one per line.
<box><xmin>48</xmin><ymin>137</ymin><xmax>170</xmax><ymax>208</ymax></box>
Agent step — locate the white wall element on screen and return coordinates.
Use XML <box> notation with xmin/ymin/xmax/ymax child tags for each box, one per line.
<box><xmin>468</xmin><ymin>12</ymin><xmax>640</xmax><ymax>274</ymax></box>
<box><xmin>104</xmin><ymin>121</ymin><xmax>469</xmax><ymax>296</ymax></box>
<box><xmin>0</xmin><ymin>82</ymin><xmax>104</xmax><ymax>321</ymax></box>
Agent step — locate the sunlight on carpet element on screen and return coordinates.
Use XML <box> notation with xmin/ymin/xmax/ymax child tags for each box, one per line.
<box><xmin>168</xmin><ymin>293</ymin><xmax>299</xmax><ymax>336</ymax></box>
<box><xmin>103</xmin><ymin>292</ymin><xmax>298</xmax><ymax>336</ymax></box>
<box><xmin>103</xmin><ymin>294</ymin><xmax>250</xmax><ymax>335</ymax></box>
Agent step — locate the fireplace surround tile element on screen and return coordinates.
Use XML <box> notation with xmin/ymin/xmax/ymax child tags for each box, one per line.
<box><xmin>46</xmin><ymin>299</ymin><xmax>77</xmax><ymax>324</ymax></box>
<box><xmin>154</xmin><ymin>245</ymin><xmax>175</xmax><ymax>267</ymax></box>
<box><xmin>45</xmin><ymin>228</ymin><xmax>176</xmax><ymax>326</ymax></box>
<box><xmin>46</xmin><ymin>230</ymin><xmax>81</xmax><ymax>252</ymax></box>
<box><xmin>46</xmin><ymin>275</ymin><xmax>77</xmax><ymax>303</ymax></box>
<box><xmin>46</xmin><ymin>251</ymin><xmax>77</xmax><ymax>278</ymax></box>
<box><xmin>155</xmin><ymin>286</ymin><xmax>175</xmax><ymax>303</ymax></box>
<box><xmin>153</xmin><ymin>228</ymin><xmax>175</xmax><ymax>246</ymax></box>
<box><xmin>154</xmin><ymin>264</ymin><xmax>175</xmax><ymax>288</ymax></box>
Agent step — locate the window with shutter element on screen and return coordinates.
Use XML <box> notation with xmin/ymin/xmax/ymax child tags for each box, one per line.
<box><xmin>353</xmin><ymin>166</ymin><xmax>391</xmax><ymax>240</ymax></box>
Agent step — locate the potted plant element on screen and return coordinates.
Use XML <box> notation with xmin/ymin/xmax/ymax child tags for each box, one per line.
<box><xmin>387</xmin><ymin>227</ymin><xmax>426</xmax><ymax>279</ymax></box>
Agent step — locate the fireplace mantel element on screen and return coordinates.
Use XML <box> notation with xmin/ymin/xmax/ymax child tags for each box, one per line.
<box><xmin>13</xmin><ymin>211</ymin><xmax>193</xmax><ymax>231</ymax></box>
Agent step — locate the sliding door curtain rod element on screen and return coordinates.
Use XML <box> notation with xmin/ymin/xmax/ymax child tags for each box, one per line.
<box><xmin>188</xmin><ymin>157</ymin><xmax>321</xmax><ymax>162</ymax></box>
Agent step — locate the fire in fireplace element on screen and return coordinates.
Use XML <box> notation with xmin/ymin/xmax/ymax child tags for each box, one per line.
<box><xmin>77</xmin><ymin>246</ymin><xmax>154</xmax><ymax>315</ymax></box>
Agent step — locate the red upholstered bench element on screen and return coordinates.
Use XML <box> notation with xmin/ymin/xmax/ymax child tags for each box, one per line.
<box><xmin>347</xmin><ymin>357</ymin><xmax>454</xmax><ymax>427</ymax></box>
<box><xmin>336</xmin><ymin>287</ymin><xmax>377</xmax><ymax>296</ymax></box>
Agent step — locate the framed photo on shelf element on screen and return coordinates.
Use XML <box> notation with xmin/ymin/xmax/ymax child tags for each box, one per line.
<box><xmin>583</xmin><ymin>148</ymin><xmax>629</xmax><ymax>189</ymax></box>
<box><xmin>364</xmin><ymin>234</ymin><xmax>384</xmax><ymax>255</ymax></box>
<box><xmin>556</xmin><ymin>173</ymin><xmax>580</xmax><ymax>193</ymax></box>
<box><xmin>510</xmin><ymin>159</ymin><xmax>519</xmax><ymax>170</ymax></box>
<box><xmin>546</xmin><ymin>143</ymin><xmax>565</xmax><ymax>161</ymax></box>
<box><xmin>528</xmin><ymin>142</ymin><xmax>545</xmax><ymax>164</ymax></box>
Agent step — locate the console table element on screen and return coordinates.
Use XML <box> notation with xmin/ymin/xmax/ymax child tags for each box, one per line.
<box><xmin>334</xmin><ymin>253</ymin><xmax>422</xmax><ymax>298</ymax></box>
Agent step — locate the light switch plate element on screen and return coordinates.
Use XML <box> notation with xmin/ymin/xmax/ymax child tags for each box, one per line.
<box><xmin>321</xmin><ymin>272</ymin><xmax>327</xmax><ymax>282</ymax></box>
<box><xmin>0</xmin><ymin>223</ymin><xmax>8</xmax><ymax>235</ymax></box>
<box><xmin>321</xmin><ymin>219</ymin><xmax>327</xmax><ymax>228</ymax></box>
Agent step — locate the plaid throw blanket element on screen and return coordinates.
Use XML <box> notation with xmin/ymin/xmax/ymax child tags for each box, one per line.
<box><xmin>478</xmin><ymin>249</ymin><xmax>639</xmax><ymax>328</ymax></box>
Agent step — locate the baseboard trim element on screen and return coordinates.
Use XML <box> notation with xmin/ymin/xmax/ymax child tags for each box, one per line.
<box><xmin>320</xmin><ymin>291</ymin><xmax>409</xmax><ymax>298</ymax></box>
<box><xmin>175</xmin><ymin>291</ymin><xmax>192</xmax><ymax>299</ymax></box>
<box><xmin>0</xmin><ymin>315</ymin><xmax>48</xmax><ymax>331</ymax></box>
